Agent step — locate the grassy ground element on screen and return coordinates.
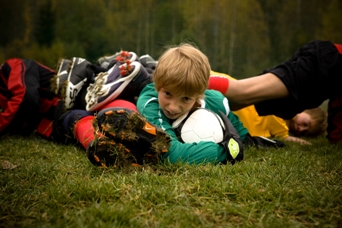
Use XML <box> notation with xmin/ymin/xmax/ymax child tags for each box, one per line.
<box><xmin>0</xmin><ymin>134</ymin><xmax>341</xmax><ymax>227</ymax></box>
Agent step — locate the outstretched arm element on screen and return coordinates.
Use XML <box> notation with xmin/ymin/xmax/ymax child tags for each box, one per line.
<box><xmin>284</xmin><ymin>135</ymin><xmax>312</xmax><ymax>145</ymax></box>
<box><xmin>224</xmin><ymin>73</ymin><xmax>289</xmax><ymax>110</ymax></box>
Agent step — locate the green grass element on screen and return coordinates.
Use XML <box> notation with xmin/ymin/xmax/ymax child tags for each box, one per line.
<box><xmin>1</xmin><ymin>134</ymin><xmax>341</xmax><ymax>227</ymax></box>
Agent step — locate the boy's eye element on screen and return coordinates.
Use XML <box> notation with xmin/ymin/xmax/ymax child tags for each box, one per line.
<box><xmin>303</xmin><ymin>121</ymin><xmax>310</xmax><ymax>127</ymax></box>
<box><xmin>183</xmin><ymin>97</ymin><xmax>192</xmax><ymax>102</ymax></box>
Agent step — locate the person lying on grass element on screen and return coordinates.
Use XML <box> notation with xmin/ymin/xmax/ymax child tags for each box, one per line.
<box><xmin>209</xmin><ymin>71</ymin><xmax>328</xmax><ymax>145</ymax></box>
<box><xmin>54</xmin><ymin>44</ymin><xmax>283</xmax><ymax>168</ymax></box>
<box><xmin>208</xmin><ymin>40</ymin><xmax>342</xmax><ymax>144</ymax></box>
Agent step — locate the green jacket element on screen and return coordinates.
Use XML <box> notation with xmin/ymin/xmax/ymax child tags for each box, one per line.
<box><xmin>137</xmin><ymin>83</ymin><xmax>248</xmax><ymax>164</ymax></box>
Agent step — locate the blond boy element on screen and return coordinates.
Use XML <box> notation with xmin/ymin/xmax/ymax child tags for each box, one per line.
<box><xmin>137</xmin><ymin>43</ymin><xmax>248</xmax><ymax>164</ymax></box>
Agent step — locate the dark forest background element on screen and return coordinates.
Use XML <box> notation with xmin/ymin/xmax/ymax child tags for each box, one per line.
<box><xmin>1</xmin><ymin>0</ymin><xmax>342</xmax><ymax>78</ymax></box>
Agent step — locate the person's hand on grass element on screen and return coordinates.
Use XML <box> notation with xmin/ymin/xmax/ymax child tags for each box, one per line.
<box><xmin>284</xmin><ymin>136</ymin><xmax>312</xmax><ymax>145</ymax></box>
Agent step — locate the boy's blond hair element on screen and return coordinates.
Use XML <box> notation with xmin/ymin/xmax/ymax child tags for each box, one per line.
<box><xmin>304</xmin><ymin>107</ymin><xmax>328</xmax><ymax>136</ymax></box>
<box><xmin>153</xmin><ymin>43</ymin><xmax>211</xmax><ymax>99</ymax></box>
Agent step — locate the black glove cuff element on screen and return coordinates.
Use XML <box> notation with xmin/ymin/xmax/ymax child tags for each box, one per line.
<box><xmin>218</xmin><ymin>111</ymin><xmax>244</xmax><ymax>165</ymax></box>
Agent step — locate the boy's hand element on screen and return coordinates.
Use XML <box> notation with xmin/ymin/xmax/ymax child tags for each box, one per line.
<box><xmin>284</xmin><ymin>136</ymin><xmax>312</xmax><ymax>145</ymax></box>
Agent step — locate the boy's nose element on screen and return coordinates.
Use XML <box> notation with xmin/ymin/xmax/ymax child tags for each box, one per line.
<box><xmin>298</xmin><ymin>125</ymin><xmax>308</xmax><ymax>133</ymax></box>
<box><xmin>168</xmin><ymin>100</ymin><xmax>180</xmax><ymax>113</ymax></box>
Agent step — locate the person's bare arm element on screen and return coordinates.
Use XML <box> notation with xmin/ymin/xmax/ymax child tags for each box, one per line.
<box><xmin>225</xmin><ymin>73</ymin><xmax>289</xmax><ymax>110</ymax></box>
<box><xmin>283</xmin><ymin>136</ymin><xmax>312</xmax><ymax>145</ymax></box>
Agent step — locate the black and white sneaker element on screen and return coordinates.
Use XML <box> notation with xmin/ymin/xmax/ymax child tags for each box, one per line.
<box><xmin>97</xmin><ymin>52</ymin><xmax>121</xmax><ymax>69</ymax></box>
<box><xmin>86</xmin><ymin>61</ymin><xmax>151</xmax><ymax>111</ymax></box>
<box><xmin>139</xmin><ymin>54</ymin><xmax>158</xmax><ymax>73</ymax></box>
<box><xmin>51</xmin><ymin>58</ymin><xmax>71</xmax><ymax>95</ymax></box>
<box><xmin>64</xmin><ymin>57</ymin><xmax>92</xmax><ymax>109</ymax></box>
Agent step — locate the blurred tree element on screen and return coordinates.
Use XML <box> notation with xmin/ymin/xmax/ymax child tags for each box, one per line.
<box><xmin>53</xmin><ymin>0</ymin><xmax>108</xmax><ymax>61</ymax></box>
<box><xmin>258</xmin><ymin>0</ymin><xmax>331</xmax><ymax>64</ymax></box>
<box><xmin>34</xmin><ymin>0</ymin><xmax>55</xmax><ymax>46</ymax></box>
<box><xmin>182</xmin><ymin>0</ymin><xmax>270</xmax><ymax>77</ymax></box>
<box><xmin>153</xmin><ymin>1</ymin><xmax>186</xmax><ymax>50</ymax></box>
<box><xmin>317</xmin><ymin>0</ymin><xmax>342</xmax><ymax>42</ymax></box>
<box><xmin>257</xmin><ymin>0</ymin><xmax>283</xmax><ymax>64</ymax></box>
<box><xmin>1</xmin><ymin>0</ymin><xmax>342</xmax><ymax>75</ymax></box>
<box><xmin>227</xmin><ymin>0</ymin><xmax>270</xmax><ymax>77</ymax></box>
<box><xmin>0</xmin><ymin>0</ymin><xmax>27</xmax><ymax>46</ymax></box>
<box><xmin>275</xmin><ymin>1</ymin><xmax>318</xmax><ymax>60</ymax></box>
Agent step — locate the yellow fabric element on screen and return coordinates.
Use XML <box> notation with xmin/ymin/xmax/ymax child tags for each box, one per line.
<box><xmin>210</xmin><ymin>71</ymin><xmax>289</xmax><ymax>139</ymax></box>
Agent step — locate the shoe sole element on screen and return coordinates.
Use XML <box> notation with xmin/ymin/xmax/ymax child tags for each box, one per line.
<box><xmin>97</xmin><ymin>51</ymin><xmax>138</xmax><ymax>69</ymax></box>
<box><xmin>50</xmin><ymin>59</ymin><xmax>71</xmax><ymax>95</ymax></box>
<box><xmin>97</xmin><ymin>52</ymin><xmax>120</xmax><ymax>66</ymax></box>
<box><xmin>87</xmin><ymin>139</ymin><xmax>137</xmax><ymax>168</ymax></box>
<box><xmin>65</xmin><ymin>58</ymin><xmax>88</xmax><ymax>109</ymax></box>
<box><xmin>87</xmin><ymin>108</ymin><xmax>170</xmax><ymax>168</ymax></box>
<box><xmin>85</xmin><ymin>62</ymin><xmax>140</xmax><ymax>111</ymax></box>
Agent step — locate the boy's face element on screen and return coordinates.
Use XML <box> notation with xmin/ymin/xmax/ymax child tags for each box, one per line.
<box><xmin>289</xmin><ymin>112</ymin><xmax>312</xmax><ymax>136</ymax></box>
<box><xmin>158</xmin><ymin>88</ymin><xmax>199</xmax><ymax>120</ymax></box>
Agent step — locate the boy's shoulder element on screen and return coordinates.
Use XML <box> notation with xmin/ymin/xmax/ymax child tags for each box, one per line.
<box><xmin>204</xmin><ymin>89</ymin><xmax>225</xmax><ymax>99</ymax></box>
<box><xmin>140</xmin><ymin>82</ymin><xmax>155</xmax><ymax>93</ymax></box>
<box><xmin>203</xmin><ymin>89</ymin><xmax>228</xmax><ymax>111</ymax></box>
<box><xmin>138</xmin><ymin>84</ymin><xmax>225</xmax><ymax>104</ymax></box>
<box><xmin>137</xmin><ymin>82</ymin><xmax>157</xmax><ymax>110</ymax></box>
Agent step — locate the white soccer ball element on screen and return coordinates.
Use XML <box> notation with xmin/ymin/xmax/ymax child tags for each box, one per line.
<box><xmin>172</xmin><ymin>108</ymin><xmax>225</xmax><ymax>143</ymax></box>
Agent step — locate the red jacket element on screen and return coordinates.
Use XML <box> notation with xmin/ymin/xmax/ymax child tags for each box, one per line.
<box><xmin>0</xmin><ymin>58</ymin><xmax>59</xmax><ymax>138</ymax></box>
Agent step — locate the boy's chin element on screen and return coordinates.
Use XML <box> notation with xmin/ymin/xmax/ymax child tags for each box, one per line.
<box><xmin>166</xmin><ymin>114</ymin><xmax>179</xmax><ymax>120</ymax></box>
<box><xmin>164</xmin><ymin>112</ymin><xmax>183</xmax><ymax>120</ymax></box>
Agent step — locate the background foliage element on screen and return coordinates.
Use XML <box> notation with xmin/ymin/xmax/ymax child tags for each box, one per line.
<box><xmin>1</xmin><ymin>0</ymin><xmax>342</xmax><ymax>78</ymax></box>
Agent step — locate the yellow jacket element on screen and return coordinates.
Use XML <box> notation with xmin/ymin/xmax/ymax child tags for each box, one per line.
<box><xmin>210</xmin><ymin>71</ymin><xmax>289</xmax><ymax>139</ymax></box>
